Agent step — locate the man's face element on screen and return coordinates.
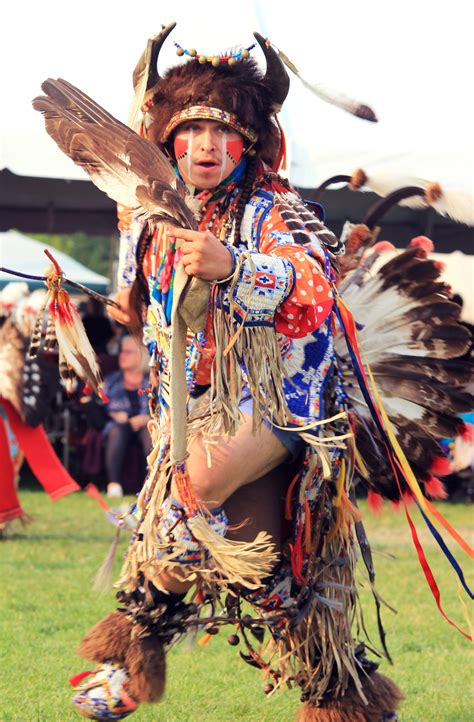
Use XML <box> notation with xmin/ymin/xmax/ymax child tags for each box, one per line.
<box><xmin>173</xmin><ymin>119</ymin><xmax>245</xmax><ymax>189</ymax></box>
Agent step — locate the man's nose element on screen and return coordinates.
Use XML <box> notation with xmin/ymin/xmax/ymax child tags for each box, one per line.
<box><xmin>199</xmin><ymin>129</ymin><xmax>217</xmax><ymax>151</ymax></box>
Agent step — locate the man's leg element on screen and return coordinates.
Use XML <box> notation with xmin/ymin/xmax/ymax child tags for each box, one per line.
<box><xmin>104</xmin><ymin>421</ymin><xmax>133</xmax><ymax>493</ymax></box>
<box><xmin>173</xmin><ymin>413</ymin><xmax>290</xmax><ymax>508</ymax></box>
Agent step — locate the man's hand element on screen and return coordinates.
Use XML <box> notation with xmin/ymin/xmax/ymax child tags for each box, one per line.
<box><xmin>129</xmin><ymin>414</ymin><xmax>149</xmax><ymax>432</ymax></box>
<box><xmin>167</xmin><ymin>226</ymin><xmax>233</xmax><ymax>281</ymax></box>
<box><xmin>107</xmin><ymin>287</ymin><xmax>132</xmax><ymax>325</ymax></box>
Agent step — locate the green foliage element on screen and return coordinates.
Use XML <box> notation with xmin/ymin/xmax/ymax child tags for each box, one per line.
<box><xmin>0</xmin><ymin>494</ymin><xmax>472</xmax><ymax>721</ymax></box>
<box><xmin>28</xmin><ymin>233</ymin><xmax>114</xmax><ymax>278</ymax></box>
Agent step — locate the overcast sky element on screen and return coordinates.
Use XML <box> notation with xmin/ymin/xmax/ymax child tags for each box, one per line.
<box><xmin>1</xmin><ymin>0</ymin><xmax>473</xmax><ymax>189</ymax></box>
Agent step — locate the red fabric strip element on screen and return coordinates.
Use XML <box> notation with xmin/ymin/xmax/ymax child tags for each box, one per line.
<box><xmin>0</xmin><ymin>414</ymin><xmax>25</xmax><ymax>523</ymax></box>
<box><xmin>1</xmin><ymin>400</ymin><xmax>80</xmax><ymax>500</ymax></box>
<box><xmin>85</xmin><ymin>483</ymin><xmax>111</xmax><ymax>512</ymax></box>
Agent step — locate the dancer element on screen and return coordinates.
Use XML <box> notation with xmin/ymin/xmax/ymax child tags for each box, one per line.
<box><xmin>33</xmin><ymin>24</ymin><xmax>472</xmax><ymax>721</ymax></box>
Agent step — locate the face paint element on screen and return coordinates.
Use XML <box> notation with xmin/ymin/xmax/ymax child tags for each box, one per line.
<box><xmin>173</xmin><ymin>131</ymin><xmax>195</xmax><ymax>184</ymax></box>
<box><xmin>173</xmin><ymin>120</ymin><xmax>245</xmax><ymax>190</ymax></box>
<box><xmin>226</xmin><ymin>138</ymin><xmax>245</xmax><ymax>166</ymax></box>
<box><xmin>217</xmin><ymin>136</ymin><xmax>244</xmax><ymax>184</ymax></box>
<box><xmin>217</xmin><ymin>133</ymin><xmax>227</xmax><ymax>185</ymax></box>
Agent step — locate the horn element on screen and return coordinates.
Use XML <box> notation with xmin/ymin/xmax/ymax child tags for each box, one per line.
<box><xmin>253</xmin><ymin>32</ymin><xmax>290</xmax><ymax>109</ymax></box>
<box><xmin>132</xmin><ymin>22</ymin><xmax>176</xmax><ymax>92</ymax></box>
<box><xmin>363</xmin><ymin>187</ymin><xmax>426</xmax><ymax>229</ymax></box>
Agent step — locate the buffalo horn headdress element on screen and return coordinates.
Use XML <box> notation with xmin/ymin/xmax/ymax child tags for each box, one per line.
<box><xmin>129</xmin><ymin>24</ymin><xmax>290</xmax><ymax>166</ymax></box>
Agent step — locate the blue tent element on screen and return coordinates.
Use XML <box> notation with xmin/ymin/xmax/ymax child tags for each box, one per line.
<box><xmin>0</xmin><ymin>230</ymin><xmax>110</xmax><ymax>293</ymax></box>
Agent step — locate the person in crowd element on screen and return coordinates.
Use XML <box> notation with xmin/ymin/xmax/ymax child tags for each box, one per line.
<box><xmin>102</xmin><ymin>335</ymin><xmax>151</xmax><ymax>497</ymax></box>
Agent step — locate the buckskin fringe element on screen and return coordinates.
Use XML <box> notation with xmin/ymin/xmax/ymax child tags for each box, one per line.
<box><xmin>118</xmin><ymin>439</ymin><xmax>277</xmax><ymax>592</ymax></box>
<box><xmin>209</xmin><ymin>305</ymin><xmax>290</xmax><ymax>436</ymax></box>
<box><xmin>256</xmin><ymin>517</ymin><xmax>364</xmax><ymax>706</ymax></box>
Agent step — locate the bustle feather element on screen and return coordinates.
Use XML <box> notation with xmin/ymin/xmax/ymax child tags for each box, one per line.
<box><xmin>336</xmin><ymin>245</ymin><xmax>473</xmax><ymax>500</ymax></box>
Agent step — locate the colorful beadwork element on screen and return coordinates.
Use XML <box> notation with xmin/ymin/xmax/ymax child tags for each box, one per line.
<box><xmin>173</xmin><ymin>41</ymin><xmax>256</xmax><ymax>68</ymax></box>
<box><xmin>71</xmin><ymin>663</ymin><xmax>137</xmax><ymax>720</ymax></box>
<box><xmin>162</xmin><ymin>105</ymin><xmax>258</xmax><ymax>144</ymax></box>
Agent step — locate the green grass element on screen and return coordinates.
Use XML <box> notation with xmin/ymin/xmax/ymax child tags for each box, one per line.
<box><xmin>0</xmin><ymin>492</ymin><xmax>472</xmax><ymax>721</ymax></box>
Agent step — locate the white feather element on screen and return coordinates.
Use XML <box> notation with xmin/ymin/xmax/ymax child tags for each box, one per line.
<box><xmin>54</xmin><ymin>300</ymin><xmax>102</xmax><ymax>392</ymax></box>
<box><xmin>277</xmin><ymin>49</ymin><xmax>377</xmax><ymax>121</ymax></box>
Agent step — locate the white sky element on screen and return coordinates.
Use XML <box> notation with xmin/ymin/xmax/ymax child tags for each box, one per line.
<box><xmin>1</xmin><ymin>0</ymin><xmax>473</xmax><ymax>190</ymax></box>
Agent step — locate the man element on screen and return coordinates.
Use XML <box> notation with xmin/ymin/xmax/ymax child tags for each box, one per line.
<box><xmin>69</xmin><ymin>26</ymin><xmax>402</xmax><ymax>721</ymax></box>
<box><xmin>33</xmin><ymin>24</ymin><xmax>471</xmax><ymax>722</ymax></box>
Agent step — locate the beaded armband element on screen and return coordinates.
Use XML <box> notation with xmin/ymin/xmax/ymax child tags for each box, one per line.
<box><xmin>217</xmin><ymin>249</ymin><xmax>295</xmax><ymax>326</ymax></box>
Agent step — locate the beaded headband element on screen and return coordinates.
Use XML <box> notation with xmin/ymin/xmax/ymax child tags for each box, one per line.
<box><xmin>161</xmin><ymin>105</ymin><xmax>258</xmax><ymax>144</ymax></box>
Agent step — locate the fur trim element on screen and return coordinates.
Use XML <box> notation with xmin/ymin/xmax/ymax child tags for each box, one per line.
<box><xmin>78</xmin><ymin>610</ymin><xmax>133</xmax><ymax>664</ymax></box>
<box><xmin>146</xmin><ymin>58</ymin><xmax>281</xmax><ymax>165</ymax></box>
<box><xmin>125</xmin><ymin>630</ymin><xmax>166</xmax><ymax>703</ymax></box>
<box><xmin>78</xmin><ymin>611</ymin><xmax>166</xmax><ymax>703</ymax></box>
<box><xmin>296</xmin><ymin>672</ymin><xmax>404</xmax><ymax>722</ymax></box>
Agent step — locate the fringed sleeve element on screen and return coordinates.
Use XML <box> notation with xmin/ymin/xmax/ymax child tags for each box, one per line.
<box><xmin>199</xmin><ymin>189</ymin><xmax>337</xmax><ymax>435</ymax></box>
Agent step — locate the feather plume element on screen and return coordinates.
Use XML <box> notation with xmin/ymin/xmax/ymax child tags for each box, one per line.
<box><xmin>33</xmin><ymin>78</ymin><xmax>197</xmax><ymax>231</ymax></box>
<box><xmin>318</xmin><ymin>168</ymin><xmax>474</xmax><ymax>226</ymax></box>
<box><xmin>50</xmin><ymin>287</ymin><xmax>104</xmax><ymax>396</ymax></box>
<box><xmin>276</xmin><ymin>51</ymin><xmax>377</xmax><ymax>122</ymax></box>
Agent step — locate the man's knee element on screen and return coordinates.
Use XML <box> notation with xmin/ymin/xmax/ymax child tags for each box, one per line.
<box><xmin>185</xmin><ymin>463</ymin><xmax>228</xmax><ymax>506</ymax></box>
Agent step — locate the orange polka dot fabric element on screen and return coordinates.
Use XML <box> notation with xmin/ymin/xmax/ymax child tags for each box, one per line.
<box><xmin>259</xmin><ymin>205</ymin><xmax>333</xmax><ymax>338</ymax></box>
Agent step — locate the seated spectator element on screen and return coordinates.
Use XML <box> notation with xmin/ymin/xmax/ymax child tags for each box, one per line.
<box><xmin>103</xmin><ymin>335</ymin><xmax>151</xmax><ymax>497</ymax></box>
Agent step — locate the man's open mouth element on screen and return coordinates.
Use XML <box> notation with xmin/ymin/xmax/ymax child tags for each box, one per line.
<box><xmin>197</xmin><ymin>161</ymin><xmax>218</xmax><ymax>168</ymax></box>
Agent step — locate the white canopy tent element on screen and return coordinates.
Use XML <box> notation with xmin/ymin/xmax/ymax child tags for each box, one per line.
<box><xmin>0</xmin><ymin>231</ymin><xmax>110</xmax><ymax>293</ymax></box>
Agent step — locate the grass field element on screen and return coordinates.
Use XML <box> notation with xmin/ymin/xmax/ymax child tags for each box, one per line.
<box><xmin>0</xmin><ymin>490</ymin><xmax>472</xmax><ymax>722</ymax></box>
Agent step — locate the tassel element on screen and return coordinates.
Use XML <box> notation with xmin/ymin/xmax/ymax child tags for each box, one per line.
<box><xmin>430</xmin><ymin>456</ymin><xmax>453</xmax><ymax>477</ymax></box>
<box><xmin>93</xmin><ymin>526</ymin><xmax>121</xmax><ymax>592</ymax></box>
<box><xmin>367</xmin><ymin>490</ymin><xmax>383</xmax><ymax>513</ymax></box>
<box><xmin>69</xmin><ymin>670</ymin><xmax>93</xmax><ymax>687</ymax></box>
<box><xmin>150</xmin><ymin>461</ymin><xmax>278</xmax><ymax>589</ymax></box>
<box><xmin>185</xmin><ymin>513</ymin><xmax>277</xmax><ymax>588</ymax></box>
<box><xmin>424</xmin><ymin>475</ymin><xmax>448</xmax><ymax>500</ymax></box>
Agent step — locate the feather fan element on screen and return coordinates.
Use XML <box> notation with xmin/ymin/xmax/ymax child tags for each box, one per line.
<box><xmin>32</xmin><ymin>78</ymin><xmax>203</xmax><ymax>395</ymax></box>
<box><xmin>32</xmin><ymin>78</ymin><xmax>197</xmax><ymax>232</ymax></box>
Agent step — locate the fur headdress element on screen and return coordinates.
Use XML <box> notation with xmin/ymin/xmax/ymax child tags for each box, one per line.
<box><xmin>131</xmin><ymin>24</ymin><xmax>290</xmax><ymax>166</ymax></box>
